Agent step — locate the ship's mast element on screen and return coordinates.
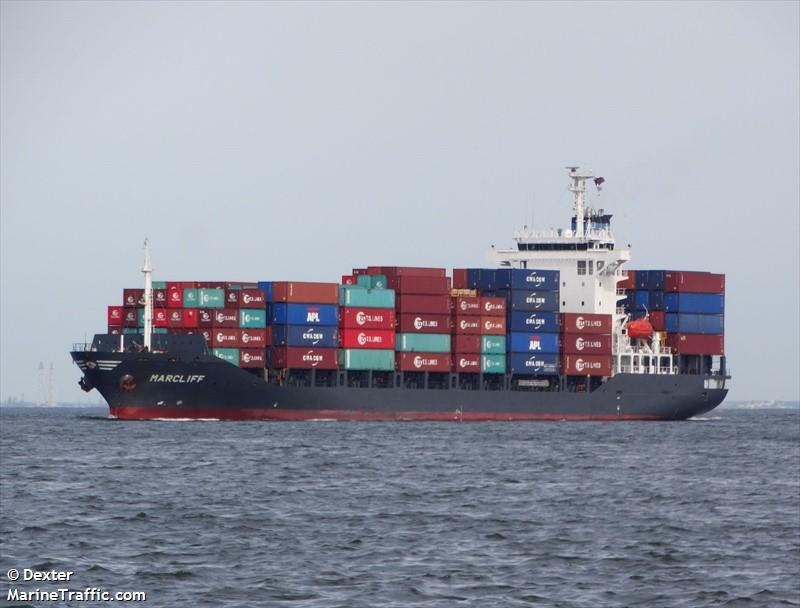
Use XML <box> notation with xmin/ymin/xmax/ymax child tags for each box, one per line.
<box><xmin>142</xmin><ymin>239</ymin><xmax>153</xmax><ymax>351</ymax></box>
<box><xmin>567</xmin><ymin>166</ymin><xmax>594</xmax><ymax>239</ymax></box>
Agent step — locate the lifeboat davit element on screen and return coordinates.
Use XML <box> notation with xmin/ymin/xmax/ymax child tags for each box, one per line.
<box><xmin>628</xmin><ymin>318</ymin><xmax>654</xmax><ymax>339</ymax></box>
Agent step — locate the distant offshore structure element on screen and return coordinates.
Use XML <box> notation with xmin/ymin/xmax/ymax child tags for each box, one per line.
<box><xmin>38</xmin><ymin>361</ymin><xmax>55</xmax><ymax>407</ymax></box>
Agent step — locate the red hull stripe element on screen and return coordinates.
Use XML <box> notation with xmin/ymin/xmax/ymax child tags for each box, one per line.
<box><xmin>109</xmin><ymin>406</ymin><xmax>665</xmax><ymax>421</ymax></box>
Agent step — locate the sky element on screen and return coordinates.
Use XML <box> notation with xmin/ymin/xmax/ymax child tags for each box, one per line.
<box><xmin>1</xmin><ymin>1</ymin><xmax>798</xmax><ymax>404</ymax></box>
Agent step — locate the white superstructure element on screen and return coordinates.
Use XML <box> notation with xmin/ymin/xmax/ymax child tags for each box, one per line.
<box><xmin>488</xmin><ymin>167</ymin><xmax>675</xmax><ymax>375</ymax></box>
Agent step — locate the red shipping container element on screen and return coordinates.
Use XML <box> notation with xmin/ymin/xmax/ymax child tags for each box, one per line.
<box><xmin>389</xmin><ymin>275</ymin><xmax>451</xmax><ymax>294</ymax></box>
<box><xmin>240</xmin><ymin>328</ymin><xmax>268</xmax><ymax>348</ymax></box>
<box><xmin>561</xmin><ymin>333</ymin><xmax>613</xmax><ymax>355</ymax></box>
<box><xmin>209</xmin><ymin>328</ymin><xmax>240</xmax><ymax>348</ymax></box>
<box><xmin>397</xmin><ymin>313</ymin><xmax>452</xmax><ymax>334</ymax></box>
<box><xmin>107</xmin><ymin>325</ymin><xmax>122</xmax><ymax>335</ymax></box>
<box><xmin>339</xmin><ymin>329</ymin><xmax>396</xmax><ymax>350</ymax></box>
<box><xmin>123</xmin><ymin>288</ymin><xmax>144</xmax><ymax>307</ymax></box>
<box><xmin>153</xmin><ymin>288</ymin><xmax>168</xmax><ymax>308</ymax></box>
<box><xmin>271</xmin><ymin>347</ymin><xmax>338</xmax><ymax>370</ymax></box>
<box><xmin>560</xmin><ymin>313</ymin><xmax>613</xmax><ymax>335</ymax></box>
<box><xmin>183</xmin><ymin>309</ymin><xmax>199</xmax><ymax>328</ymax></box>
<box><xmin>212</xmin><ymin>309</ymin><xmax>239</xmax><ymax>328</ymax></box>
<box><xmin>167</xmin><ymin>284</ymin><xmax>184</xmax><ymax>308</ymax></box>
<box><xmin>224</xmin><ymin>289</ymin><xmax>240</xmax><ymax>307</ymax></box>
<box><xmin>452</xmin><ymin>268</ymin><xmax>468</xmax><ymax>290</ymax></box>
<box><xmin>618</xmin><ymin>270</ymin><xmax>636</xmax><ymax>290</ymax></box>
<box><xmin>339</xmin><ymin>307</ymin><xmax>396</xmax><ymax>330</ymax></box>
<box><xmin>650</xmin><ymin>311</ymin><xmax>665</xmax><ymax>331</ymax></box>
<box><xmin>396</xmin><ymin>294</ymin><xmax>451</xmax><ymax>314</ymax></box>
<box><xmin>107</xmin><ymin>306</ymin><xmax>124</xmax><ymax>325</ymax></box>
<box><xmin>153</xmin><ymin>308</ymin><xmax>169</xmax><ymax>328</ymax></box>
<box><xmin>396</xmin><ymin>352</ymin><xmax>451</xmax><ymax>372</ymax></box>
<box><xmin>272</xmin><ymin>282</ymin><xmax>338</xmax><ymax>304</ymax></box>
<box><xmin>481</xmin><ymin>297</ymin><xmax>507</xmax><ymax>317</ymax></box>
<box><xmin>480</xmin><ymin>316</ymin><xmax>506</xmax><ymax>335</ymax></box>
<box><xmin>666</xmin><ymin>333</ymin><xmax>724</xmax><ymax>355</ymax></box>
<box><xmin>451</xmin><ymin>296</ymin><xmax>481</xmax><ymax>316</ymax></box>
<box><xmin>453</xmin><ymin>315</ymin><xmax>481</xmax><ymax>334</ymax></box>
<box><xmin>239</xmin><ymin>349</ymin><xmax>267</xmax><ymax>368</ymax></box>
<box><xmin>272</xmin><ymin>281</ymin><xmax>339</xmax><ymax>304</ymax></box>
<box><xmin>341</xmin><ymin>275</ymin><xmax>357</xmax><ymax>285</ymax></box>
<box><xmin>239</xmin><ymin>289</ymin><xmax>266</xmax><ymax>307</ymax></box>
<box><xmin>265</xmin><ymin>326</ymin><xmax>272</xmax><ymax>347</ymax></box>
<box><xmin>351</xmin><ymin>268</ymin><xmax>368</xmax><ymax>276</ymax></box>
<box><xmin>369</xmin><ymin>266</ymin><xmax>446</xmax><ymax>278</ymax></box>
<box><xmin>197</xmin><ymin>282</ymin><xmax>226</xmax><ymax>289</ymax></box>
<box><xmin>225</xmin><ymin>281</ymin><xmax>258</xmax><ymax>289</ymax></box>
<box><xmin>167</xmin><ymin>309</ymin><xmax>184</xmax><ymax>327</ymax></box>
<box><xmin>561</xmin><ymin>354</ymin><xmax>613</xmax><ymax>376</ymax></box>
<box><xmin>664</xmin><ymin>271</ymin><xmax>725</xmax><ymax>294</ymax></box>
<box><xmin>452</xmin><ymin>334</ymin><xmax>481</xmax><ymax>353</ymax></box>
<box><xmin>453</xmin><ymin>354</ymin><xmax>481</xmax><ymax>372</ymax></box>
<box><xmin>122</xmin><ymin>308</ymin><xmax>139</xmax><ymax>328</ymax></box>
<box><xmin>180</xmin><ymin>281</ymin><xmax>198</xmax><ymax>288</ymax></box>
<box><xmin>197</xmin><ymin>309</ymin><xmax>215</xmax><ymax>327</ymax></box>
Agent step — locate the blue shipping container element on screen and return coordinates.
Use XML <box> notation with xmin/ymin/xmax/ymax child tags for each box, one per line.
<box><xmin>271</xmin><ymin>325</ymin><xmax>339</xmax><ymax>347</ymax></box>
<box><xmin>494</xmin><ymin>269</ymin><xmax>560</xmax><ymax>291</ymax></box>
<box><xmin>466</xmin><ymin>269</ymin><xmax>483</xmax><ymax>290</ymax></box>
<box><xmin>508</xmin><ymin>332</ymin><xmax>560</xmax><ymax>354</ymax></box>
<box><xmin>507</xmin><ymin>353</ymin><xmax>560</xmax><ymax>376</ymax></box>
<box><xmin>649</xmin><ymin>290</ymin><xmax>664</xmax><ymax>311</ymax></box>
<box><xmin>635</xmin><ymin>271</ymin><xmax>649</xmax><ymax>290</ymax></box>
<box><xmin>647</xmin><ymin>271</ymin><xmax>666</xmax><ymax>290</ymax></box>
<box><xmin>257</xmin><ymin>281</ymin><xmax>273</xmax><ymax>302</ymax></box>
<box><xmin>665</xmin><ymin>313</ymin><xmax>724</xmax><ymax>335</ymax></box>
<box><xmin>271</xmin><ymin>303</ymin><xmax>338</xmax><ymax>326</ymax></box>
<box><xmin>508</xmin><ymin>311</ymin><xmax>561</xmax><ymax>333</ymax></box>
<box><xmin>634</xmin><ymin>291</ymin><xmax>650</xmax><ymax>311</ymax></box>
<box><xmin>496</xmin><ymin>289</ymin><xmax>560</xmax><ymax>312</ymax></box>
<box><xmin>664</xmin><ymin>293</ymin><xmax>725</xmax><ymax>314</ymax></box>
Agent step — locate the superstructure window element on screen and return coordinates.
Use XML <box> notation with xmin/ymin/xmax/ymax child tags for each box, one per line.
<box><xmin>588</xmin><ymin>260</ymin><xmax>594</xmax><ymax>275</ymax></box>
<box><xmin>577</xmin><ymin>260</ymin><xmax>587</xmax><ymax>275</ymax></box>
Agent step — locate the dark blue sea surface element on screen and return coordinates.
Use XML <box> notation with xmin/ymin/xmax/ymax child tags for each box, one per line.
<box><xmin>1</xmin><ymin>407</ymin><xmax>798</xmax><ymax>607</ymax></box>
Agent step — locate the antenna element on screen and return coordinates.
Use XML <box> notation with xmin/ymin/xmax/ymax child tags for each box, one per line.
<box><xmin>566</xmin><ymin>166</ymin><xmax>594</xmax><ymax>239</ymax></box>
<box><xmin>142</xmin><ymin>239</ymin><xmax>153</xmax><ymax>352</ymax></box>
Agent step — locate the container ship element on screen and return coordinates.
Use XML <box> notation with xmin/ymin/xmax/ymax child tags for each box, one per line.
<box><xmin>71</xmin><ymin>168</ymin><xmax>730</xmax><ymax>420</ymax></box>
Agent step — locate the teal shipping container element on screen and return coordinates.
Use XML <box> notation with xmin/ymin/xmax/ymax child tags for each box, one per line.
<box><xmin>396</xmin><ymin>333</ymin><xmax>451</xmax><ymax>353</ymax></box>
<box><xmin>213</xmin><ymin>348</ymin><xmax>239</xmax><ymax>365</ymax></box>
<box><xmin>182</xmin><ymin>288</ymin><xmax>199</xmax><ymax>308</ymax></box>
<box><xmin>122</xmin><ymin>328</ymin><xmax>139</xmax><ymax>335</ymax></box>
<box><xmin>239</xmin><ymin>309</ymin><xmax>267</xmax><ymax>328</ymax></box>
<box><xmin>339</xmin><ymin>286</ymin><xmax>396</xmax><ymax>308</ymax></box>
<box><xmin>356</xmin><ymin>274</ymin><xmax>388</xmax><ymax>289</ymax></box>
<box><xmin>152</xmin><ymin>281</ymin><xmax>167</xmax><ymax>289</ymax></box>
<box><xmin>481</xmin><ymin>354</ymin><xmax>506</xmax><ymax>374</ymax></box>
<box><xmin>339</xmin><ymin>349</ymin><xmax>395</xmax><ymax>370</ymax></box>
<box><xmin>481</xmin><ymin>335</ymin><xmax>506</xmax><ymax>355</ymax></box>
<box><xmin>198</xmin><ymin>288</ymin><xmax>225</xmax><ymax>308</ymax></box>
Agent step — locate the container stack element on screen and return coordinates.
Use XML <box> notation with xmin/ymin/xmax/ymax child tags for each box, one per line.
<box><xmin>459</xmin><ymin>268</ymin><xmax>561</xmax><ymax>385</ymax></box>
<box><xmin>622</xmin><ymin>270</ymin><xmax>725</xmax><ymax>357</ymax></box>
<box><xmin>662</xmin><ymin>271</ymin><xmax>725</xmax><ymax>356</ymax></box>
<box><xmin>338</xmin><ymin>274</ymin><xmax>396</xmax><ymax>374</ymax></box>
<box><xmin>494</xmin><ymin>269</ymin><xmax>561</xmax><ymax>380</ymax></box>
<box><xmin>372</xmin><ymin>267</ymin><xmax>452</xmax><ymax>375</ymax></box>
<box><xmin>268</xmin><ymin>282</ymin><xmax>340</xmax><ymax>375</ymax></box>
<box><xmin>560</xmin><ymin>313</ymin><xmax>613</xmax><ymax>377</ymax></box>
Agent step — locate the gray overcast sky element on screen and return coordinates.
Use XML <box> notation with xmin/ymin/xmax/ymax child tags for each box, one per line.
<box><xmin>1</xmin><ymin>1</ymin><xmax>798</xmax><ymax>403</ymax></box>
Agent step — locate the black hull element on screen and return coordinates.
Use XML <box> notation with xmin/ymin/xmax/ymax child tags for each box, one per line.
<box><xmin>71</xmin><ymin>349</ymin><xmax>727</xmax><ymax>421</ymax></box>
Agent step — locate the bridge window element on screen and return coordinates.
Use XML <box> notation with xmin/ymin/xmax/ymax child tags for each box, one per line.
<box><xmin>577</xmin><ymin>260</ymin><xmax>587</xmax><ymax>275</ymax></box>
<box><xmin>597</xmin><ymin>261</ymin><xmax>605</xmax><ymax>271</ymax></box>
<box><xmin>588</xmin><ymin>261</ymin><xmax>594</xmax><ymax>275</ymax></box>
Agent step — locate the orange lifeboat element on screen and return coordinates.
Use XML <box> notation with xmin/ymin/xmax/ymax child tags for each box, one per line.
<box><xmin>627</xmin><ymin>318</ymin><xmax>654</xmax><ymax>339</ymax></box>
